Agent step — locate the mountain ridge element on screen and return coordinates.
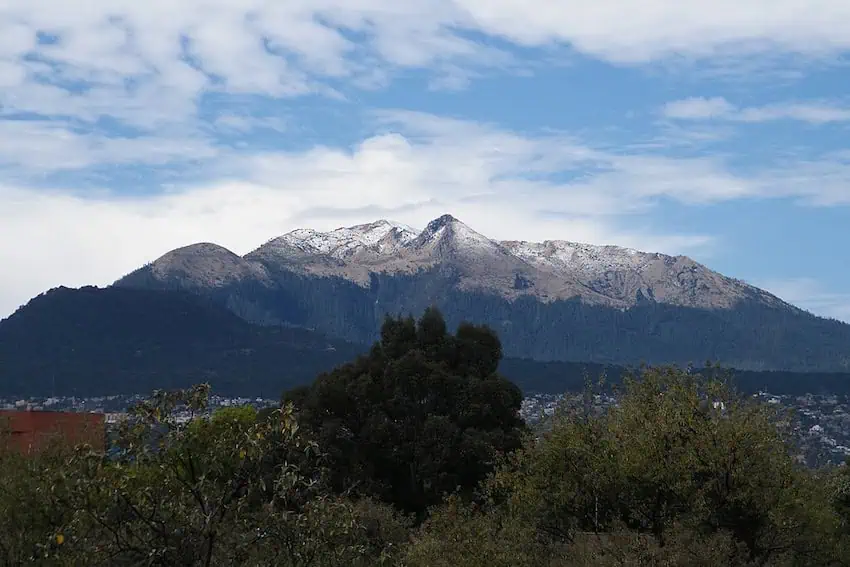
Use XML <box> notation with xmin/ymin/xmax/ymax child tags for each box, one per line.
<box><xmin>114</xmin><ymin>213</ymin><xmax>850</xmax><ymax>372</ymax></box>
<box><xmin>150</xmin><ymin>213</ymin><xmax>793</xmax><ymax>311</ymax></box>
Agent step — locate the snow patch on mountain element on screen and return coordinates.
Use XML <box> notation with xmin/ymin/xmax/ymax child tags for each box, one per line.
<box><xmin>130</xmin><ymin>213</ymin><xmax>796</xmax><ymax>311</ymax></box>
<box><xmin>256</xmin><ymin>220</ymin><xmax>419</xmax><ymax>260</ymax></box>
<box><xmin>409</xmin><ymin>214</ymin><xmax>510</xmax><ymax>259</ymax></box>
<box><xmin>502</xmin><ymin>240</ymin><xmax>663</xmax><ymax>278</ymax></box>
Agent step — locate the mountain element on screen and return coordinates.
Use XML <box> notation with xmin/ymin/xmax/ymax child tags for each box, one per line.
<box><xmin>0</xmin><ymin>285</ymin><xmax>626</xmax><ymax>399</ymax></box>
<box><xmin>242</xmin><ymin>214</ymin><xmax>784</xmax><ymax>310</ymax></box>
<box><xmin>116</xmin><ymin>214</ymin><xmax>850</xmax><ymax>372</ymax></box>
<box><xmin>0</xmin><ymin>286</ymin><xmax>360</xmax><ymax>398</ymax></box>
<box><xmin>5</xmin><ymin>286</ymin><xmax>850</xmax><ymax>400</ymax></box>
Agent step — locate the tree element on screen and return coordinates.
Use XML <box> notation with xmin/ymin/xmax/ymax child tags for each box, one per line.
<box><xmin>403</xmin><ymin>495</ymin><xmax>546</xmax><ymax>567</ymax></box>
<box><xmin>286</xmin><ymin>308</ymin><xmax>526</xmax><ymax>516</ymax></box>
<box><xmin>483</xmin><ymin>365</ymin><xmax>843</xmax><ymax>565</ymax></box>
<box><xmin>0</xmin><ymin>384</ymin><xmax>409</xmax><ymax>566</ymax></box>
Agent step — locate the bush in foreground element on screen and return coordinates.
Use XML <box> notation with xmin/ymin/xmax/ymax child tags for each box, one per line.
<box><xmin>0</xmin><ymin>384</ymin><xmax>408</xmax><ymax>566</ymax></box>
<box><xmin>403</xmin><ymin>366</ymin><xmax>849</xmax><ymax>566</ymax></box>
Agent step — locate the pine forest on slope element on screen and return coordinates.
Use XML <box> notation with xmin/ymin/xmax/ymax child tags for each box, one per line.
<box><xmin>1</xmin><ymin>286</ymin><xmax>849</xmax><ymax>399</ymax></box>
<box><xmin>0</xmin><ymin>287</ymin><xmax>359</xmax><ymax>397</ymax></box>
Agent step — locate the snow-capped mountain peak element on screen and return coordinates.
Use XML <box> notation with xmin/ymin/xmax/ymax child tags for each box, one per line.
<box><xmin>128</xmin><ymin>213</ymin><xmax>798</xmax><ymax>312</ymax></box>
<box><xmin>411</xmin><ymin>214</ymin><xmax>502</xmax><ymax>255</ymax></box>
<box><xmin>347</xmin><ymin>219</ymin><xmax>419</xmax><ymax>237</ymax></box>
<box><xmin>330</xmin><ymin>220</ymin><xmax>420</xmax><ymax>255</ymax></box>
<box><xmin>250</xmin><ymin>219</ymin><xmax>419</xmax><ymax>261</ymax></box>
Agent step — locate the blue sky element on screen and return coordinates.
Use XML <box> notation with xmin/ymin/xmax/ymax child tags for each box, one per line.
<box><xmin>1</xmin><ymin>0</ymin><xmax>849</xmax><ymax>320</ymax></box>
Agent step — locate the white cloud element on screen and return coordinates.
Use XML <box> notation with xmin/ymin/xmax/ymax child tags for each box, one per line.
<box><xmin>664</xmin><ymin>96</ymin><xmax>850</xmax><ymax>124</ymax></box>
<box><xmin>0</xmin><ymin>119</ymin><xmax>219</xmax><ymax>173</ymax></box>
<box><xmin>663</xmin><ymin>97</ymin><xmax>736</xmax><ymax>120</ymax></box>
<box><xmin>759</xmin><ymin>278</ymin><xmax>850</xmax><ymax>322</ymax></box>
<box><xmin>737</xmin><ymin>104</ymin><xmax>850</xmax><ymax>124</ymax></box>
<box><xmin>454</xmin><ymin>0</ymin><xmax>850</xmax><ymax>62</ymax></box>
<box><xmin>0</xmin><ymin>111</ymin><xmax>730</xmax><ymax>318</ymax></box>
<box><xmin>0</xmin><ymin>0</ymin><xmax>849</xmax><ymax>135</ymax></box>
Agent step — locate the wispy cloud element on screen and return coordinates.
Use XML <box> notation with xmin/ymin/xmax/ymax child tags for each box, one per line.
<box><xmin>663</xmin><ymin>97</ymin><xmax>736</xmax><ymax>120</ymax></box>
<box><xmin>1</xmin><ymin>0</ymin><xmax>849</xmax><ymax>137</ymax></box>
<box><xmin>663</xmin><ymin>96</ymin><xmax>850</xmax><ymax>124</ymax></box>
<box><xmin>0</xmin><ymin>119</ymin><xmax>218</xmax><ymax>174</ymax></box>
<box><xmin>737</xmin><ymin>104</ymin><xmax>850</xmax><ymax>124</ymax></box>
<box><xmin>212</xmin><ymin>114</ymin><xmax>289</xmax><ymax>134</ymax></box>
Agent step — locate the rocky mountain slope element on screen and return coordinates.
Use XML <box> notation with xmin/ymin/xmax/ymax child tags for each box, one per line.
<box><xmin>116</xmin><ymin>214</ymin><xmax>850</xmax><ymax>372</ymax></box>
<box><xmin>242</xmin><ymin>214</ymin><xmax>779</xmax><ymax>309</ymax></box>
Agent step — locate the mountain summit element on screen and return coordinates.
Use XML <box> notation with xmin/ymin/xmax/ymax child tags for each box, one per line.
<box><xmin>116</xmin><ymin>214</ymin><xmax>850</xmax><ymax>371</ymax></box>
<box><xmin>233</xmin><ymin>214</ymin><xmax>784</xmax><ymax>311</ymax></box>
<box><xmin>410</xmin><ymin>214</ymin><xmax>505</xmax><ymax>255</ymax></box>
<box><xmin>252</xmin><ymin>219</ymin><xmax>418</xmax><ymax>262</ymax></box>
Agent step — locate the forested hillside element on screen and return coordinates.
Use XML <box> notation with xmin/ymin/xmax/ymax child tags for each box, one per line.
<box><xmin>3</xmin><ymin>286</ymin><xmax>850</xmax><ymax>398</ymax></box>
<box><xmin>3</xmin><ymin>312</ymin><xmax>850</xmax><ymax>566</ymax></box>
<box><xmin>119</xmin><ymin>263</ymin><xmax>850</xmax><ymax>372</ymax></box>
<box><xmin>0</xmin><ymin>286</ymin><xmax>359</xmax><ymax>397</ymax></box>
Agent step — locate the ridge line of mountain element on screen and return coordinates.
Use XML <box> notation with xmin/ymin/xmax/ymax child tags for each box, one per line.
<box><xmin>125</xmin><ymin>213</ymin><xmax>792</xmax><ymax>311</ymax></box>
<box><xmin>111</xmin><ymin>213</ymin><xmax>850</xmax><ymax>372</ymax></box>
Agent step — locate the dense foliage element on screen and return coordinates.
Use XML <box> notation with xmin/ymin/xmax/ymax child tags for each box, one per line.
<box><xmin>5</xmin><ymin>361</ymin><xmax>850</xmax><ymax>565</ymax></box>
<box><xmin>0</xmin><ymin>286</ymin><xmax>360</xmax><ymax>397</ymax></box>
<box><xmin>405</xmin><ymin>366</ymin><xmax>850</xmax><ymax>566</ymax></box>
<box><xmin>0</xmin><ymin>384</ymin><xmax>410</xmax><ymax>566</ymax></box>
<box><xmin>285</xmin><ymin>309</ymin><xmax>526</xmax><ymax>516</ymax></box>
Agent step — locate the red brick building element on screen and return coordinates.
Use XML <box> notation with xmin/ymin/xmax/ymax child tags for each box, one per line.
<box><xmin>0</xmin><ymin>410</ymin><xmax>105</xmax><ymax>454</ymax></box>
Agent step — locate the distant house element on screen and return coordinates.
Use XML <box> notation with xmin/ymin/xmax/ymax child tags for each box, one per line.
<box><xmin>0</xmin><ymin>410</ymin><xmax>105</xmax><ymax>454</ymax></box>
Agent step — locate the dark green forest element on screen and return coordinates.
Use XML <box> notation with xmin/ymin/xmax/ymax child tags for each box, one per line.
<box><xmin>0</xmin><ymin>286</ymin><xmax>360</xmax><ymax>397</ymax></box>
<box><xmin>3</xmin><ymin>286</ymin><xmax>850</xmax><ymax>399</ymax></box>
<box><xmin>117</xmin><ymin>263</ymin><xmax>850</xmax><ymax>372</ymax></box>
<box><xmin>4</xmin><ymin>310</ymin><xmax>850</xmax><ymax>566</ymax></box>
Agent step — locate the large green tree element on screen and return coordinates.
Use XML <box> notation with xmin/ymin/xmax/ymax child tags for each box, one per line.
<box><xmin>286</xmin><ymin>308</ymin><xmax>526</xmax><ymax>516</ymax></box>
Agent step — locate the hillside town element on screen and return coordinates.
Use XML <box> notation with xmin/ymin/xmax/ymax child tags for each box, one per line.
<box><xmin>6</xmin><ymin>389</ymin><xmax>850</xmax><ymax>467</ymax></box>
<box><xmin>0</xmin><ymin>393</ymin><xmax>279</xmax><ymax>425</ymax></box>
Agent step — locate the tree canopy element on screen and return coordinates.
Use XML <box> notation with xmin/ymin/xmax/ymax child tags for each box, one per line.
<box><xmin>285</xmin><ymin>308</ymin><xmax>526</xmax><ymax>516</ymax></box>
<box><xmin>406</xmin><ymin>366</ymin><xmax>849</xmax><ymax>566</ymax></box>
<box><xmin>0</xmin><ymin>384</ymin><xmax>410</xmax><ymax>566</ymax></box>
